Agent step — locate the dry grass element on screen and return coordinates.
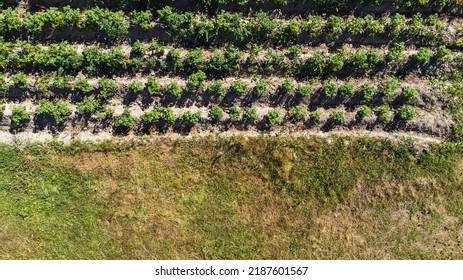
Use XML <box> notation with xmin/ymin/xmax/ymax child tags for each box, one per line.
<box><xmin>1</xmin><ymin>137</ymin><xmax>462</xmax><ymax>259</ymax></box>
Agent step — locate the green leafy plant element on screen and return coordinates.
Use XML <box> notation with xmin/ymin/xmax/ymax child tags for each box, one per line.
<box><xmin>187</xmin><ymin>71</ymin><xmax>207</xmax><ymax>90</ymax></box>
<box><xmin>228</xmin><ymin>106</ymin><xmax>241</xmax><ymax>122</ymax></box>
<box><xmin>129</xmin><ymin>10</ymin><xmax>152</xmax><ymax>31</ymax></box>
<box><xmin>186</xmin><ymin>48</ymin><xmax>204</xmax><ymax>71</ymax></box>
<box><xmin>11</xmin><ymin>106</ymin><xmax>30</xmax><ymax>127</ymax></box>
<box><xmin>311</xmin><ymin>110</ymin><xmax>322</xmax><ymax>123</ymax></box>
<box><xmin>376</xmin><ymin>105</ymin><xmax>390</xmax><ymax>122</ymax></box>
<box><xmin>208</xmin><ymin>80</ymin><xmax>226</xmax><ymax>96</ymax></box>
<box><xmin>0</xmin><ymin>75</ymin><xmax>10</xmax><ymax>91</ymax></box>
<box><xmin>115</xmin><ymin>108</ymin><xmax>135</xmax><ymax>129</ymax></box>
<box><xmin>128</xmin><ymin>81</ymin><xmax>144</xmax><ymax>93</ymax></box>
<box><xmin>386</xmin><ymin>42</ymin><xmax>406</xmax><ymax>62</ymax></box>
<box><xmin>74</xmin><ymin>78</ymin><xmax>92</xmax><ymax>94</ymax></box>
<box><xmin>11</xmin><ymin>73</ymin><xmax>28</xmax><ymax>89</ymax></box>
<box><xmin>141</xmin><ymin>105</ymin><xmax>173</xmax><ymax>125</ymax></box>
<box><xmin>337</xmin><ymin>82</ymin><xmax>355</xmax><ymax>97</ymax></box>
<box><xmin>401</xmin><ymin>87</ymin><xmax>419</xmax><ymax>101</ymax></box>
<box><xmin>164</xmin><ymin>82</ymin><xmax>183</xmax><ymax>98</ymax></box>
<box><xmin>180</xmin><ymin>111</ymin><xmax>201</xmax><ymax>125</ymax></box>
<box><xmin>146</xmin><ymin>77</ymin><xmax>161</xmax><ymax>96</ymax></box>
<box><xmin>330</xmin><ymin>111</ymin><xmax>345</xmax><ymax>124</ymax></box>
<box><xmin>381</xmin><ymin>78</ymin><xmax>400</xmax><ymax>97</ymax></box>
<box><xmin>281</xmin><ymin>78</ymin><xmax>295</xmax><ymax>94</ymax></box>
<box><xmin>287</xmin><ymin>106</ymin><xmax>307</xmax><ymax>122</ymax></box>
<box><xmin>131</xmin><ymin>40</ymin><xmax>146</xmax><ymax>56</ymax></box>
<box><xmin>77</xmin><ymin>97</ymin><xmax>101</xmax><ymax>115</ymax></box>
<box><xmin>414</xmin><ymin>47</ymin><xmax>433</xmax><ymax>64</ymax></box>
<box><xmin>167</xmin><ymin>48</ymin><xmax>183</xmax><ymax>69</ymax></box>
<box><xmin>35</xmin><ymin>99</ymin><xmax>72</xmax><ymax>124</ymax></box>
<box><xmin>359</xmin><ymin>84</ymin><xmax>376</xmax><ymax>102</ymax></box>
<box><xmin>266</xmin><ymin>109</ymin><xmax>282</xmax><ymax>126</ymax></box>
<box><xmin>244</xmin><ymin>107</ymin><xmax>258</xmax><ymax>121</ymax></box>
<box><xmin>358</xmin><ymin>105</ymin><xmax>373</xmax><ymax>119</ymax></box>
<box><xmin>396</xmin><ymin>105</ymin><xmax>416</xmax><ymax>120</ymax></box>
<box><xmin>322</xmin><ymin>81</ymin><xmax>338</xmax><ymax>98</ymax></box>
<box><xmin>296</xmin><ymin>84</ymin><xmax>313</xmax><ymax>97</ymax></box>
<box><xmin>253</xmin><ymin>79</ymin><xmax>271</xmax><ymax>97</ymax></box>
<box><xmin>230</xmin><ymin>79</ymin><xmax>249</xmax><ymax>95</ymax></box>
<box><xmin>98</xmin><ymin>78</ymin><xmax>117</xmax><ymax>99</ymax></box>
<box><xmin>209</xmin><ymin>105</ymin><xmax>224</xmax><ymax>120</ymax></box>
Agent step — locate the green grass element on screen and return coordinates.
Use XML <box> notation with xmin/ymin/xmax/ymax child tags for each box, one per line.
<box><xmin>0</xmin><ymin>137</ymin><xmax>462</xmax><ymax>259</ymax></box>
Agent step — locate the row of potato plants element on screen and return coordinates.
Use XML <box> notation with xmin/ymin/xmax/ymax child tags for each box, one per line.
<box><xmin>3</xmin><ymin>102</ymin><xmax>418</xmax><ymax>131</ymax></box>
<box><xmin>22</xmin><ymin>0</ymin><xmax>461</xmax><ymax>12</ymax></box>
<box><xmin>0</xmin><ymin>72</ymin><xmax>426</xmax><ymax>106</ymax></box>
<box><xmin>0</xmin><ymin>7</ymin><xmax>451</xmax><ymax>44</ymax></box>
<box><xmin>0</xmin><ymin>41</ymin><xmax>453</xmax><ymax>78</ymax></box>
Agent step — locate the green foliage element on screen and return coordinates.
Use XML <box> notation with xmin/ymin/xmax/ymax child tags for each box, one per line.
<box><xmin>11</xmin><ymin>73</ymin><xmax>28</xmax><ymax>89</ymax></box>
<box><xmin>164</xmin><ymin>82</ymin><xmax>183</xmax><ymax>98</ymax></box>
<box><xmin>128</xmin><ymin>81</ymin><xmax>144</xmax><ymax>93</ymax></box>
<box><xmin>167</xmin><ymin>48</ymin><xmax>183</xmax><ymax>69</ymax></box>
<box><xmin>296</xmin><ymin>84</ymin><xmax>313</xmax><ymax>97</ymax></box>
<box><xmin>386</xmin><ymin>42</ymin><xmax>406</xmax><ymax>62</ymax></box>
<box><xmin>358</xmin><ymin>105</ymin><xmax>373</xmax><ymax>118</ymax></box>
<box><xmin>209</xmin><ymin>105</ymin><xmax>224</xmax><ymax>120</ymax></box>
<box><xmin>337</xmin><ymin>82</ymin><xmax>355</xmax><ymax>97</ymax></box>
<box><xmin>376</xmin><ymin>105</ymin><xmax>390</xmax><ymax>122</ymax></box>
<box><xmin>286</xmin><ymin>46</ymin><xmax>301</xmax><ymax>59</ymax></box>
<box><xmin>0</xmin><ymin>104</ymin><xmax>5</xmax><ymax>116</ymax></box>
<box><xmin>74</xmin><ymin>78</ymin><xmax>92</xmax><ymax>94</ymax></box>
<box><xmin>146</xmin><ymin>77</ymin><xmax>161</xmax><ymax>96</ymax></box>
<box><xmin>180</xmin><ymin>111</ymin><xmax>202</xmax><ymax>125</ymax></box>
<box><xmin>266</xmin><ymin>109</ymin><xmax>282</xmax><ymax>126</ymax></box>
<box><xmin>35</xmin><ymin>99</ymin><xmax>72</xmax><ymax>123</ymax></box>
<box><xmin>396</xmin><ymin>105</ymin><xmax>417</xmax><ymax>120</ymax></box>
<box><xmin>414</xmin><ymin>47</ymin><xmax>433</xmax><ymax>64</ymax></box>
<box><xmin>97</xmin><ymin>105</ymin><xmax>114</xmax><ymax>120</ymax></box>
<box><xmin>311</xmin><ymin>110</ymin><xmax>322</xmax><ymax>123</ymax></box>
<box><xmin>0</xmin><ymin>75</ymin><xmax>10</xmax><ymax>91</ymax></box>
<box><xmin>187</xmin><ymin>71</ymin><xmax>207</xmax><ymax>90</ymax></box>
<box><xmin>11</xmin><ymin>106</ymin><xmax>30</xmax><ymax>127</ymax></box>
<box><xmin>330</xmin><ymin>111</ymin><xmax>345</xmax><ymax>124</ymax></box>
<box><xmin>186</xmin><ymin>48</ymin><xmax>204</xmax><ymax>71</ymax></box>
<box><xmin>98</xmin><ymin>78</ymin><xmax>117</xmax><ymax>99</ymax></box>
<box><xmin>401</xmin><ymin>87</ymin><xmax>419</xmax><ymax>101</ymax></box>
<box><xmin>228</xmin><ymin>106</ymin><xmax>241</xmax><ymax>122</ymax></box>
<box><xmin>244</xmin><ymin>107</ymin><xmax>258</xmax><ymax>121</ymax></box>
<box><xmin>129</xmin><ymin>10</ymin><xmax>152</xmax><ymax>31</ymax></box>
<box><xmin>84</xmin><ymin>8</ymin><xmax>128</xmax><ymax>38</ymax></box>
<box><xmin>253</xmin><ymin>79</ymin><xmax>271</xmax><ymax>97</ymax></box>
<box><xmin>381</xmin><ymin>78</ymin><xmax>400</xmax><ymax>97</ymax></box>
<box><xmin>230</xmin><ymin>79</ymin><xmax>249</xmax><ymax>95</ymax></box>
<box><xmin>287</xmin><ymin>106</ymin><xmax>307</xmax><ymax>122</ymax></box>
<box><xmin>208</xmin><ymin>80</ymin><xmax>226</xmax><ymax>96</ymax></box>
<box><xmin>141</xmin><ymin>105</ymin><xmax>172</xmax><ymax>124</ymax></box>
<box><xmin>115</xmin><ymin>108</ymin><xmax>135</xmax><ymax>129</ymax></box>
<box><xmin>281</xmin><ymin>78</ymin><xmax>295</xmax><ymax>94</ymax></box>
<box><xmin>322</xmin><ymin>81</ymin><xmax>338</xmax><ymax>98</ymax></box>
<box><xmin>131</xmin><ymin>40</ymin><xmax>146</xmax><ymax>57</ymax></box>
<box><xmin>436</xmin><ymin>45</ymin><xmax>451</xmax><ymax>59</ymax></box>
<box><xmin>77</xmin><ymin>97</ymin><xmax>101</xmax><ymax>115</ymax></box>
<box><xmin>359</xmin><ymin>84</ymin><xmax>377</xmax><ymax>102</ymax></box>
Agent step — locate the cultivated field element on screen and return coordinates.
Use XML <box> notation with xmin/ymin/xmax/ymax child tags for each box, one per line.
<box><xmin>0</xmin><ymin>0</ymin><xmax>462</xmax><ymax>142</ymax></box>
<box><xmin>0</xmin><ymin>0</ymin><xmax>463</xmax><ymax>260</ymax></box>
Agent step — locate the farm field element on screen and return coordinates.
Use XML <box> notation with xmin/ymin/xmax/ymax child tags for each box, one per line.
<box><xmin>0</xmin><ymin>0</ymin><xmax>463</xmax><ymax>259</ymax></box>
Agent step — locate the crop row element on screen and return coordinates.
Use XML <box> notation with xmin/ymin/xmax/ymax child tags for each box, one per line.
<box><xmin>2</xmin><ymin>102</ymin><xmax>423</xmax><ymax>132</ymax></box>
<box><xmin>0</xmin><ymin>41</ymin><xmax>454</xmax><ymax>78</ymax></box>
<box><xmin>0</xmin><ymin>73</ymin><xmax>439</xmax><ymax>109</ymax></box>
<box><xmin>20</xmin><ymin>0</ymin><xmax>463</xmax><ymax>15</ymax></box>
<box><xmin>0</xmin><ymin>7</ymin><xmax>453</xmax><ymax>45</ymax></box>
